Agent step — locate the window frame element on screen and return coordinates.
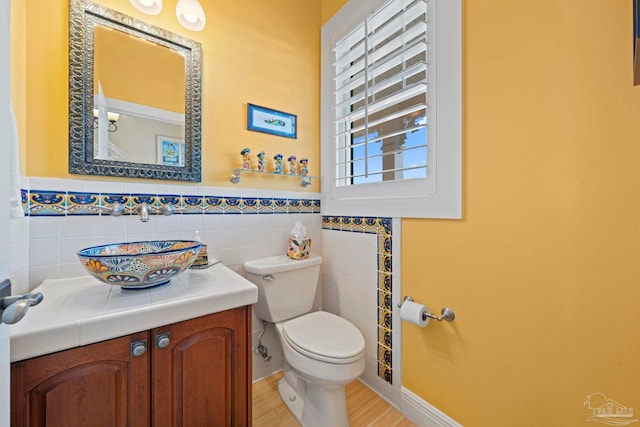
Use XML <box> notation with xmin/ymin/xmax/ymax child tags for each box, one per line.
<box><xmin>321</xmin><ymin>0</ymin><xmax>462</xmax><ymax>219</ymax></box>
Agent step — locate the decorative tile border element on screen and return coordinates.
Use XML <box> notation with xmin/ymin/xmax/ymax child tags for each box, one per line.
<box><xmin>23</xmin><ymin>189</ymin><xmax>320</xmax><ymax>217</ymax></box>
<box><xmin>322</xmin><ymin>216</ymin><xmax>393</xmax><ymax>385</ymax></box>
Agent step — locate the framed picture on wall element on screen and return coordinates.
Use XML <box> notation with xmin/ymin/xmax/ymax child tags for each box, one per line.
<box><xmin>157</xmin><ymin>136</ymin><xmax>185</xmax><ymax>167</ymax></box>
<box><xmin>247</xmin><ymin>103</ymin><xmax>297</xmax><ymax>139</ymax></box>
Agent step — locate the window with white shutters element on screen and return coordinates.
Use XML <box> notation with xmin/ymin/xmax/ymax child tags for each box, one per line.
<box><xmin>321</xmin><ymin>0</ymin><xmax>462</xmax><ymax>219</ymax></box>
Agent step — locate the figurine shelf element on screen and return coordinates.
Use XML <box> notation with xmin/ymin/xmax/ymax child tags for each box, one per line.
<box><xmin>230</xmin><ymin>168</ymin><xmax>316</xmax><ymax>187</ymax></box>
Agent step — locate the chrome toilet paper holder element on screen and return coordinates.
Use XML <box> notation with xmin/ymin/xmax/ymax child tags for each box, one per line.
<box><xmin>398</xmin><ymin>296</ymin><xmax>455</xmax><ymax>322</ymax></box>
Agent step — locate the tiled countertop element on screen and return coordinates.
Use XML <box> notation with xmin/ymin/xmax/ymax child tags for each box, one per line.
<box><xmin>9</xmin><ymin>263</ymin><xmax>258</xmax><ymax>362</ymax></box>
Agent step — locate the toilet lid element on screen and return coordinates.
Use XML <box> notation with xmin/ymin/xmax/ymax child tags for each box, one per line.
<box><xmin>282</xmin><ymin>311</ymin><xmax>365</xmax><ymax>364</ymax></box>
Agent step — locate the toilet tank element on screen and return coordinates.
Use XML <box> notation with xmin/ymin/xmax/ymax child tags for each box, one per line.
<box><xmin>243</xmin><ymin>254</ymin><xmax>322</xmax><ymax>323</ymax></box>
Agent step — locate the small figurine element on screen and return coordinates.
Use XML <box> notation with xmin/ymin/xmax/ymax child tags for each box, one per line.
<box><xmin>288</xmin><ymin>155</ymin><xmax>297</xmax><ymax>175</ymax></box>
<box><xmin>299</xmin><ymin>158</ymin><xmax>309</xmax><ymax>177</ymax></box>
<box><xmin>257</xmin><ymin>151</ymin><xmax>266</xmax><ymax>172</ymax></box>
<box><xmin>273</xmin><ymin>153</ymin><xmax>283</xmax><ymax>174</ymax></box>
<box><xmin>240</xmin><ymin>148</ymin><xmax>251</xmax><ymax>170</ymax></box>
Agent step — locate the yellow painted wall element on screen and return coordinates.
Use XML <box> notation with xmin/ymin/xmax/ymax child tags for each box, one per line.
<box><xmin>402</xmin><ymin>0</ymin><xmax>640</xmax><ymax>425</ymax></box>
<box><xmin>321</xmin><ymin>0</ymin><xmax>348</xmax><ymax>25</ymax></box>
<box><xmin>15</xmin><ymin>0</ymin><xmax>321</xmax><ymax>190</ymax></box>
<box><xmin>10</xmin><ymin>0</ymin><xmax>27</xmax><ymax>173</ymax></box>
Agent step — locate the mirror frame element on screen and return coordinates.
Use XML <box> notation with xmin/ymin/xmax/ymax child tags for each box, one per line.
<box><xmin>633</xmin><ymin>0</ymin><xmax>640</xmax><ymax>86</ymax></box>
<box><xmin>69</xmin><ymin>0</ymin><xmax>202</xmax><ymax>181</ymax></box>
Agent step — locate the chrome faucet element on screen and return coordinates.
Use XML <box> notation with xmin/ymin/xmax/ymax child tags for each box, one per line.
<box><xmin>93</xmin><ymin>202</ymin><xmax>126</xmax><ymax>217</ymax></box>
<box><xmin>137</xmin><ymin>203</ymin><xmax>151</xmax><ymax>222</ymax></box>
<box><xmin>95</xmin><ymin>202</ymin><xmax>184</xmax><ymax>222</ymax></box>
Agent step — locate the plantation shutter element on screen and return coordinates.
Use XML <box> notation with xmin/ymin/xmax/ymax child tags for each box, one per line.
<box><xmin>332</xmin><ymin>0</ymin><xmax>428</xmax><ymax>187</ymax></box>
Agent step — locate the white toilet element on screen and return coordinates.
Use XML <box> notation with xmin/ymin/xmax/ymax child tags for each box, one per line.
<box><xmin>244</xmin><ymin>253</ymin><xmax>365</xmax><ymax>427</ymax></box>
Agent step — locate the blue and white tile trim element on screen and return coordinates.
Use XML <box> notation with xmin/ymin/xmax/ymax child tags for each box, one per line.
<box><xmin>22</xmin><ymin>188</ymin><xmax>320</xmax><ymax>217</ymax></box>
<box><xmin>322</xmin><ymin>215</ymin><xmax>393</xmax><ymax>385</ymax></box>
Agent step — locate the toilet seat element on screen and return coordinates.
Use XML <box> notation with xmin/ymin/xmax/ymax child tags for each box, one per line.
<box><xmin>282</xmin><ymin>311</ymin><xmax>365</xmax><ymax>364</ymax></box>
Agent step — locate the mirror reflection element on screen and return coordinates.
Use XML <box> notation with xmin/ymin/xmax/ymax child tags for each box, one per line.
<box><xmin>93</xmin><ymin>24</ymin><xmax>185</xmax><ymax>164</ymax></box>
<box><xmin>69</xmin><ymin>0</ymin><xmax>202</xmax><ymax>181</ymax></box>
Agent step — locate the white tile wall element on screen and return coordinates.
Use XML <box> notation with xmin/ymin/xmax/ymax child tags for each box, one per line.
<box><xmin>9</xmin><ymin>216</ymin><xmax>29</xmax><ymax>295</ymax></box>
<box><xmin>322</xmin><ymin>230</ymin><xmax>379</xmax><ymax>380</ymax></box>
<box><xmin>322</xmin><ymin>219</ymin><xmax>403</xmax><ymax>408</ymax></box>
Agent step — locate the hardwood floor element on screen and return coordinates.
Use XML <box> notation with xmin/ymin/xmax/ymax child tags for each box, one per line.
<box><xmin>252</xmin><ymin>372</ymin><xmax>416</xmax><ymax>427</ymax></box>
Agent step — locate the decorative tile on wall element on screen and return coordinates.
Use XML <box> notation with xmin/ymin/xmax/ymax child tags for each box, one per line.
<box><xmin>27</xmin><ymin>191</ymin><xmax>67</xmax><ymax>216</ymax></box>
<box><xmin>24</xmin><ymin>189</ymin><xmax>321</xmax><ymax>217</ymax></box>
<box><xmin>322</xmin><ymin>215</ymin><xmax>393</xmax><ymax>385</ymax></box>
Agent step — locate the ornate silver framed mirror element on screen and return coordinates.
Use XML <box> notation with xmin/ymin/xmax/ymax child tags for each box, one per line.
<box><xmin>69</xmin><ymin>0</ymin><xmax>202</xmax><ymax>181</ymax></box>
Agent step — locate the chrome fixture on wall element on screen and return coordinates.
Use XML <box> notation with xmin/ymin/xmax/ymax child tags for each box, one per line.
<box><xmin>0</xmin><ymin>280</ymin><xmax>44</xmax><ymax>325</ymax></box>
<box><xmin>254</xmin><ymin>320</ymin><xmax>272</xmax><ymax>362</ymax></box>
<box><xmin>137</xmin><ymin>203</ymin><xmax>152</xmax><ymax>222</ymax></box>
<box><xmin>93</xmin><ymin>202</ymin><xmax>185</xmax><ymax>222</ymax></box>
<box><xmin>92</xmin><ymin>202</ymin><xmax>126</xmax><ymax>217</ymax></box>
<box><xmin>398</xmin><ymin>296</ymin><xmax>455</xmax><ymax>323</ymax></box>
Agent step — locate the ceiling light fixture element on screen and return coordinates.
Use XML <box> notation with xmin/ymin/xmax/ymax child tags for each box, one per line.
<box><xmin>129</xmin><ymin>0</ymin><xmax>162</xmax><ymax>15</ymax></box>
<box><xmin>176</xmin><ymin>0</ymin><xmax>206</xmax><ymax>31</ymax></box>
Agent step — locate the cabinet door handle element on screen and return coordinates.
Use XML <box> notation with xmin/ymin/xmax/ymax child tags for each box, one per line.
<box><xmin>156</xmin><ymin>333</ymin><xmax>171</xmax><ymax>349</ymax></box>
<box><xmin>131</xmin><ymin>339</ymin><xmax>147</xmax><ymax>357</ymax></box>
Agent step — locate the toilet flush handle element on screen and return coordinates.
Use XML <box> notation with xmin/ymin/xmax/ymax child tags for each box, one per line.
<box><xmin>262</xmin><ymin>275</ymin><xmax>275</xmax><ymax>282</ymax></box>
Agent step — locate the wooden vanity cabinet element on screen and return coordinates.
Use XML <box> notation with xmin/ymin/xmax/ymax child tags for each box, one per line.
<box><xmin>10</xmin><ymin>331</ymin><xmax>150</xmax><ymax>426</ymax></box>
<box><xmin>152</xmin><ymin>305</ymin><xmax>251</xmax><ymax>426</ymax></box>
<box><xmin>11</xmin><ymin>306</ymin><xmax>251</xmax><ymax>427</ymax></box>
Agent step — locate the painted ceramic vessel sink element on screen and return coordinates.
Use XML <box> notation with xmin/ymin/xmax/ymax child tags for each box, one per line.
<box><xmin>77</xmin><ymin>240</ymin><xmax>201</xmax><ymax>289</ymax></box>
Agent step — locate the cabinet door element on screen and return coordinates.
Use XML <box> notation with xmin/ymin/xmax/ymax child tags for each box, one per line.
<box><xmin>11</xmin><ymin>331</ymin><xmax>150</xmax><ymax>427</ymax></box>
<box><xmin>152</xmin><ymin>306</ymin><xmax>250</xmax><ymax>427</ymax></box>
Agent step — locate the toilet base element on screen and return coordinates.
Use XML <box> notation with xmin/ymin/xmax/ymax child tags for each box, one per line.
<box><xmin>278</xmin><ymin>376</ymin><xmax>350</xmax><ymax>427</ymax></box>
<box><xmin>278</xmin><ymin>377</ymin><xmax>305</xmax><ymax>424</ymax></box>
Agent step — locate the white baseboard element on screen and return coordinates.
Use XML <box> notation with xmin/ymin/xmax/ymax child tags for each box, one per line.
<box><xmin>401</xmin><ymin>387</ymin><xmax>462</xmax><ymax>427</ymax></box>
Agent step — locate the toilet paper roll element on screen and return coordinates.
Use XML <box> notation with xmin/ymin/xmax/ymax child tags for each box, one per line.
<box><xmin>400</xmin><ymin>300</ymin><xmax>430</xmax><ymax>327</ymax></box>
